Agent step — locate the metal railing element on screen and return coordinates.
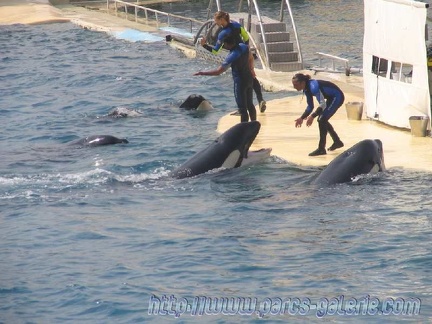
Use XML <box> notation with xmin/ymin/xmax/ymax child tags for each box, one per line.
<box><xmin>281</xmin><ymin>0</ymin><xmax>303</xmax><ymax>65</ymax></box>
<box><xmin>107</xmin><ymin>0</ymin><xmax>203</xmax><ymax>33</ymax></box>
<box><xmin>229</xmin><ymin>0</ymin><xmax>303</xmax><ymax>71</ymax></box>
<box><xmin>105</xmin><ymin>0</ymin><xmax>305</xmax><ymax>72</ymax></box>
<box><xmin>315</xmin><ymin>52</ymin><xmax>352</xmax><ymax>76</ymax></box>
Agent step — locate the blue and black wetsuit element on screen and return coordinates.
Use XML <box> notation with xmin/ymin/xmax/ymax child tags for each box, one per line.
<box><xmin>222</xmin><ymin>43</ymin><xmax>256</xmax><ymax>122</ymax></box>
<box><xmin>203</xmin><ymin>21</ymin><xmax>264</xmax><ymax>107</ymax></box>
<box><xmin>203</xmin><ymin>21</ymin><xmax>249</xmax><ymax>54</ymax></box>
<box><xmin>300</xmin><ymin>80</ymin><xmax>345</xmax><ymax>150</ymax></box>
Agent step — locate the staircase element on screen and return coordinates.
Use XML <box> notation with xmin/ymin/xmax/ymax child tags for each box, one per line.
<box><xmin>231</xmin><ymin>13</ymin><xmax>303</xmax><ymax>72</ymax></box>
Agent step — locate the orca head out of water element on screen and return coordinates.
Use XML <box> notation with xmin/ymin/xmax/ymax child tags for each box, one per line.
<box><xmin>179</xmin><ymin>94</ymin><xmax>213</xmax><ymax>111</ymax></box>
<box><xmin>312</xmin><ymin>139</ymin><xmax>385</xmax><ymax>185</ymax></box>
<box><xmin>171</xmin><ymin>121</ymin><xmax>261</xmax><ymax>179</ymax></box>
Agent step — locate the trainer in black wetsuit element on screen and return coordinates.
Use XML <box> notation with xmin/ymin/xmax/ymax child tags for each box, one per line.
<box><xmin>292</xmin><ymin>73</ymin><xmax>345</xmax><ymax>156</ymax></box>
<box><xmin>200</xmin><ymin>10</ymin><xmax>266</xmax><ymax>113</ymax></box>
<box><xmin>194</xmin><ymin>35</ymin><xmax>256</xmax><ymax>122</ymax></box>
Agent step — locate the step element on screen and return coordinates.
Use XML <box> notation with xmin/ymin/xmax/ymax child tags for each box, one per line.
<box><xmin>250</xmin><ymin>21</ymin><xmax>287</xmax><ymax>33</ymax></box>
<box><xmin>270</xmin><ymin>62</ymin><xmax>304</xmax><ymax>72</ymax></box>
<box><xmin>268</xmin><ymin>51</ymin><xmax>299</xmax><ymax>63</ymax></box>
<box><xmin>264</xmin><ymin>42</ymin><xmax>294</xmax><ymax>53</ymax></box>
<box><xmin>253</xmin><ymin>31</ymin><xmax>290</xmax><ymax>43</ymax></box>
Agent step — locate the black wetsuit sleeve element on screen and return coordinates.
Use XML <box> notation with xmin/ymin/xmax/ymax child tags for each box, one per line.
<box><xmin>203</xmin><ymin>44</ymin><xmax>213</xmax><ymax>52</ymax></box>
<box><xmin>300</xmin><ymin>111</ymin><xmax>310</xmax><ymax>120</ymax></box>
<box><xmin>311</xmin><ymin>107</ymin><xmax>323</xmax><ymax>118</ymax></box>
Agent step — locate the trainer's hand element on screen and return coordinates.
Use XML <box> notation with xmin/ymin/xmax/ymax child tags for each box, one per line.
<box><xmin>193</xmin><ymin>72</ymin><xmax>202</xmax><ymax>76</ymax></box>
<box><xmin>200</xmin><ymin>37</ymin><xmax>206</xmax><ymax>46</ymax></box>
<box><xmin>306</xmin><ymin>115</ymin><xmax>314</xmax><ymax>127</ymax></box>
<box><xmin>295</xmin><ymin>118</ymin><xmax>303</xmax><ymax>128</ymax></box>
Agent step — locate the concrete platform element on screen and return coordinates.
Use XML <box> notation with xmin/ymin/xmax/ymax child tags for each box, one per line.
<box><xmin>218</xmin><ymin>72</ymin><xmax>432</xmax><ymax>172</ymax></box>
<box><xmin>0</xmin><ymin>0</ymin><xmax>160</xmax><ymax>33</ymax></box>
<box><xmin>0</xmin><ymin>0</ymin><xmax>69</xmax><ymax>25</ymax></box>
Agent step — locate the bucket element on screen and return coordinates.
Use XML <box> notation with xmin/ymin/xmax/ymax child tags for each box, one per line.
<box><xmin>345</xmin><ymin>102</ymin><xmax>364</xmax><ymax>120</ymax></box>
<box><xmin>409</xmin><ymin>116</ymin><xmax>429</xmax><ymax>137</ymax></box>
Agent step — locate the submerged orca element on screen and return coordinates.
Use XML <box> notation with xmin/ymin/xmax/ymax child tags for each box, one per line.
<box><xmin>171</xmin><ymin>121</ymin><xmax>265</xmax><ymax>179</ymax></box>
<box><xmin>179</xmin><ymin>94</ymin><xmax>213</xmax><ymax>111</ymax></box>
<box><xmin>106</xmin><ymin>107</ymin><xmax>143</xmax><ymax>118</ymax></box>
<box><xmin>313</xmin><ymin>139</ymin><xmax>385</xmax><ymax>185</ymax></box>
<box><xmin>69</xmin><ymin>135</ymin><xmax>129</xmax><ymax>147</ymax></box>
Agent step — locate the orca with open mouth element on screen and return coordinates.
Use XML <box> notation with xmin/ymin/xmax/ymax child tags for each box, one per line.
<box><xmin>171</xmin><ymin>121</ymin><xmax>269</xmax><ymax>178</ymax></box>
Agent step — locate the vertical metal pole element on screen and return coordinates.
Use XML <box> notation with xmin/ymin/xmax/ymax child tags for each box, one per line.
<box><xmin>247</xmin><ymin>0</ymin><xmax>251</xmax><ymax>33</ymax></box>
<box><xmin>279</xmin><ymin>0</ymin><xmax>284</xmax><ymax>21</ymax></box>
<box><xmin>247</xmin><ymin>0</ymin><xmax>269</xmax><ymax>69</ymax></box>
<box><xmin>206</xmin><ymin>0</ymin><xmax>213</xmax><ymax>20</ymax></box>
<box><xmin>284</xmin><ymin>0</ymin><xmax>303</xmax><ymax>66</ymax></box>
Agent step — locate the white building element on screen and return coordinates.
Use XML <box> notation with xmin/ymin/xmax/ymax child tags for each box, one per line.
<box><xmin>363</xmin><ymin>0</ymin><xmax>431</xmax><ymax>131</ymax></box>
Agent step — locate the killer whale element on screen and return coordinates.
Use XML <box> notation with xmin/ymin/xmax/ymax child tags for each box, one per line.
<box><xmin>69</xmin><ymin>135</ymin><xmax>129</xmax><ymax>147</ymax></box>
<box><xmin>312</xmin><ymin>139</ymin><xmax>385</xmax><ymax>185</ymax></box>
<box><xmin>171</xmin><ymin>121</ymin><xmax>265</xmax><ymax>179</ymax></box>
<box><xmin>106</xmin><ymin>107</ymin><xmax>143</xmax><ymax>118</ymax></box>
<box><xmin>179</xmin><ymin>94</ymin><xmax>213</xmax><ymax>111</ymax></box>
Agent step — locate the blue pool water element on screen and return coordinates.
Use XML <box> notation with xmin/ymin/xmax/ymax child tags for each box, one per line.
<box><xmin>1</xmin><ymin>2</ymin><xmax>431</xmax><ymax>322</ymax></box>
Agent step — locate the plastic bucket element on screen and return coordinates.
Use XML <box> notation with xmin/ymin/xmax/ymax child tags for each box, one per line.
<box><xmin>345</xmin><ymin>102</ymin><xmax>363</xmax><ymax>120</ymax></box>
<box><xmin>409</xmin><ymin>116</ymin><xmax>429</xmax><ymax>137</ymax></box>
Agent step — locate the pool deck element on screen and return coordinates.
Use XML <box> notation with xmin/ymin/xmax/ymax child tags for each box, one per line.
<box><xmin>3</xmin><ymin>0</ymin><xmax>432</xmax><ymax>172</ymax></box>
<box><xmin>218</xmin><ymin>71</ymin><xmax>432</xmax><ymax>172</ymax></box>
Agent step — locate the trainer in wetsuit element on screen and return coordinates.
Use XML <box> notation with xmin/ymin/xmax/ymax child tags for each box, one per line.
<box><xmin>200</xmin><ymin>11</ymin><xmax>266</xmax><ymax>113</ymax></box>
<box><xmin>194</xmin><ymin>35</ymin><xmax>256</xmax><ymax>123</ymax></box>
<box><xmin>292</xmin><ymin>73</ymin><xmax>345</xmax><ymax>156</ymax></box>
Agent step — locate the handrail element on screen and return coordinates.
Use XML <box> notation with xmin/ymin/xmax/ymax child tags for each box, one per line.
<box><xmin>107</xmin><ymin>0</ymin><xmax>303</xmax><ymax>72</ymax></box>
<box><xmin>249</xmin><ymin>0</ymin><xmax>270</xmax><ymax>70</ymax></box>
<box><xmin>107</xmin><ymin>0</ymin><xmax>203</xmax><ymax>33</ymax></box>
<box><xmin>236</xmin><ymin>0</ymin><xmax>302</xmax><ymax>70</ymax></box>
<box><xmin>193</xmin><ymin>20</ymin><xmax>213</xmax><ymax>45</ymax></box>
<box><xmin>315</xmin><ymin>52</ymin><xmax>352</xmax><ymax>76</ymax></box>
<box><xmin>283</xmin><ymin>0</ymin><xmax>303</xmax><ymax>65</ymax></box>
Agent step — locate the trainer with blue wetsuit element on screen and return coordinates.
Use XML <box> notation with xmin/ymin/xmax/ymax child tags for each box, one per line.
<box><xmin>194</xmin><ymin>35</ymin><xmax>256</xmax><ymax>123</ymax></box>
<box><xmin>292</xmin><ymin>73</ymin><xmax>345</xmax><ymax>156</ymax></box>
<box><xmin>200</xmin><ymin>10</ymin><xmax>267</xmax><ymax>113</ymax></box>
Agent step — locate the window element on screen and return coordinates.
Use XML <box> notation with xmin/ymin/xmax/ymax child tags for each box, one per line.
<box><xmin>389</xmin><ymin>61</ymin><xmax>413</xmax><ymax>83</ymax></box>
<box><xmin>372</xmin><ymin>55</ymin><xmax>413</xmax><ymax>83</ymax></box>
<box><xmin>372</xmin><ymin>56</ymin><xmax>388</xmax><ymax>77</ymax></box>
